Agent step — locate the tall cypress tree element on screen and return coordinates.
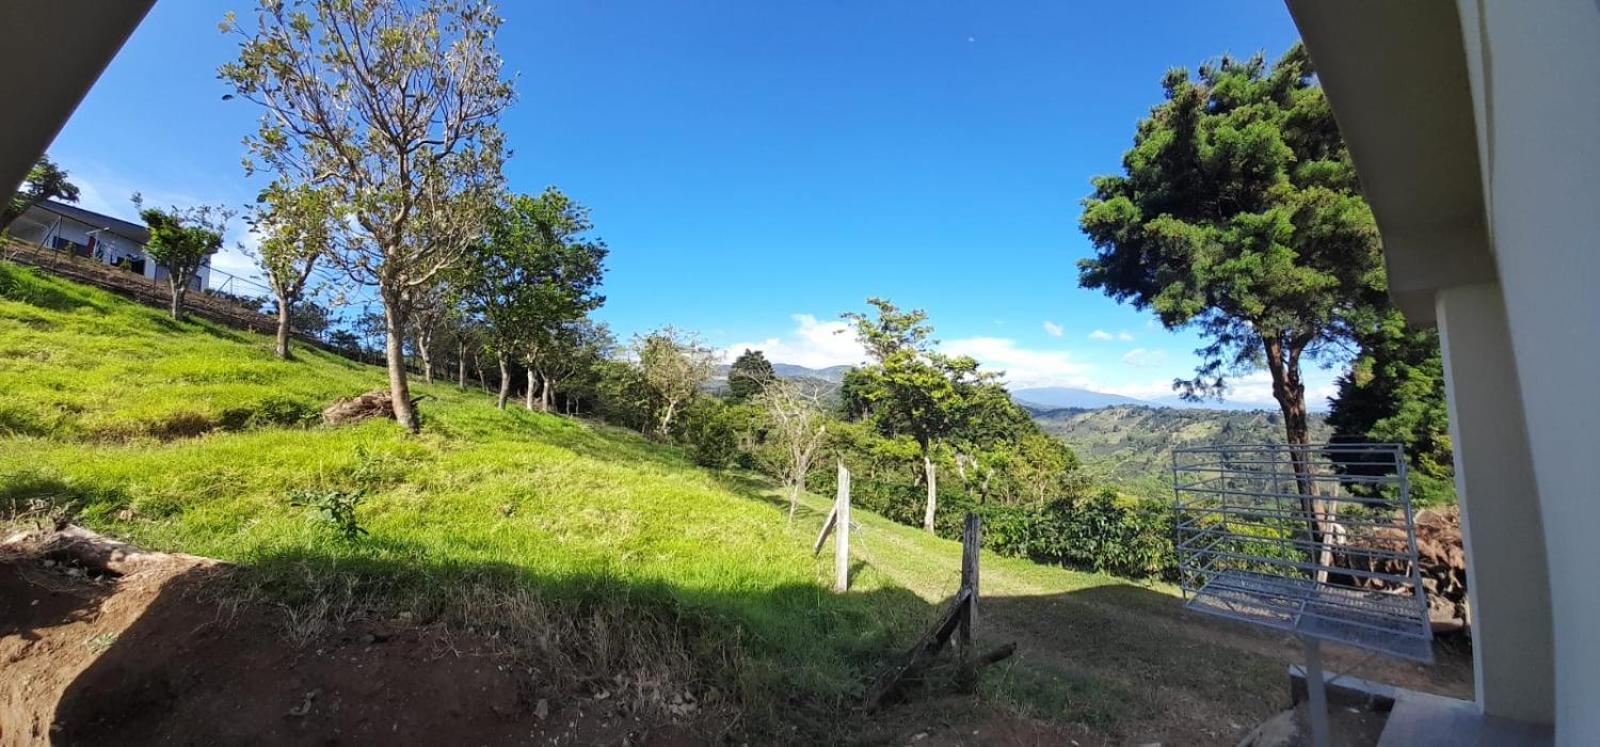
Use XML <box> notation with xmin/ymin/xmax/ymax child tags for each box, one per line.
<box><xmin>1078</xmin><ymin>44</ymin><xmax>1387</xmax><ymax>467</ymax></box>
<box><xmin>727</xmin><ymin>348</ymin><xmax>776</xmax><ymax>402</ymax></box>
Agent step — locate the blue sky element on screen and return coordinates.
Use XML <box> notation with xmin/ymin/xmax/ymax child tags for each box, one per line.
<box><xmin>45</xmin><ymin>0</ymin><xmax>1337</xmax><ymax>409</ymax></box>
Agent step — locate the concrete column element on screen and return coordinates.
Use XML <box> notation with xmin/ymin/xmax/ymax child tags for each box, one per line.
<box><xmin>1434</xmin><ymin>282</ymin><xmax>1555</xmax><ymax>726</ymax></box>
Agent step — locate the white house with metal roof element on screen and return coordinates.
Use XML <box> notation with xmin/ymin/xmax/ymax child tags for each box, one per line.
<box><xmin>7</xmin><ymin>199</ymin><xmax>210</xmax><ymax>292</ymax></box>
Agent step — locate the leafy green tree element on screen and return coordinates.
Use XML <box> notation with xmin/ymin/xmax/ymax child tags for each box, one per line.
<box><xmin>1078</xmin><ymin>45</ymin><xmax>1386</xmax><ymax>501</ymax></box>
<box><xmin>1327</xmin><ymin>310</ymin><xmax>1455</xmax><ymax>503</ymax></box>
<box><xmin>727</xmin><ymin>348</ymin><xmax>776</xmax><ymax>402</ymax></box>
<box><xmin>636</xmin><ymin>327</ymin><xmax>716</xmax><ymax>437</ymax></box>
<box><xmin>677</xmin><ymin>397</ymin><xmax>740</xmax><ymax>469</ymax></box>
<box><xmin>842</xmin><ymin>298</ymin><xmax>993</xmax><ymax>532</ymax></box>
<box><xmin>221</xmin><ymin>0</ymin><xmax>514</xmax><ymax>432</ymax></box>
<box><xmin>267</xmin><ymin>298</ymin><xmax>332</xmax><ymax>341</ymax></box>
<box><xmin>841</xmin><ymin>296</ymin><xmax>934</xmax><ymax>362</ymax></box>
<box><xmin>529</xmin><ymin>318</ymin><xmax>613</xmax><ymax>413</ymax></box>
<box><xmin>590</xmin><ymin>358</ymin><xmax>654</xmax><ymax>431</ymax></box>
<box><xmin>2</xmin><ymin>156</ymin><xmax>79</xmax><ymax>234</ymax></box>
<box><xmin>327</xmin><ymin>329</ymin><xmax>362</xmax><ymax>359</ymax></box>
<box><xmin>134</xmin><ymin>196</ymin><xmax>228</xmax><ymax>321</ymax></box>
<box><xmin>461</xmin><ymin>189</ymin><xmax>608</xmax><ymax>410</ymax></box>
<box><xmin>513</xmin><ymin>189</ymin><xmax>608</xmax><ymax>411</ymax></box>
<box><xmin>252</xmin><ymin>183</ymin><xmax>336</xmax><ymax>359</ymax></box>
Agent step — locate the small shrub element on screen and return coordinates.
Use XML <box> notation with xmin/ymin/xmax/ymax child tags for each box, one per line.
<box><xmin>676</xmin><ymin>398</ymin><xmax>740</xmax><ymax>469</ymax></box>
<box><xmin>288</xmin><ymin>488</ymin><xmax>369</xmax><ymax>541</ymax></box>
<box><xmin>220</xmin><ymin>394</ymin><xmax>319</xmax><ymax>431</ymax></box>
<box><xmin>926</xmin><ymin>491</ymin><xmax>1178</xmax><ymax>580</ymax></box>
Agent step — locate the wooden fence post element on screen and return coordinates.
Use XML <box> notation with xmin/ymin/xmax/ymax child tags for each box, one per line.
<box><xmin>834</xmin><ymin>462</ymin><xmax>851</xmax><ymax>592</ymax></box>
<box><xmin>959</xmin><ymin>512</ymin><xmax>981</xmax><ymax>659</ymax></box>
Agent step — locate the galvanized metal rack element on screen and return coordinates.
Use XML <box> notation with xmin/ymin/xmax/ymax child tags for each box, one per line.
<box><xmin>1171</xmin><ymin>443</ymin><xmax>1433</xmax><ymax>746</ymax></box>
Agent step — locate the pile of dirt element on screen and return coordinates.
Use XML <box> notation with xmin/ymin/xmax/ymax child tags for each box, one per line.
<box><xmin>0</xmin><ymin>526</ymin><xmax>699</xmax><ymax>746</ymax></box>
<box><xmin>321</xmin><ymin>390</ymin><xmax>398</xmax><ymax>426</ymax></box>
<box><xmin>1338</xmin><ymin>508</ymin><xmax>1469</xmax><ymax>635</ymax></box>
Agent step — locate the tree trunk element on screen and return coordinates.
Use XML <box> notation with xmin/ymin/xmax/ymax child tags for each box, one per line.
<box><xmin>495</xmin><ymin>351</ymin><xmax>511</xmax><ymax>409</ymax></box>
<box><xmin>524</xmin><ymin>367</ymin><xmax>538</xmax><ymax>411</ymax></box>
<box><xmin>540</xmin><ymin>377</ymin><xmax>553</xmax><ymax>413</ymax></box>
<box><xmin>382</xmin><ymin>297</ymin><xmax>419</xmax><ymax>433</ymax></box>
<box><xmin>457</xmin><ymin>341</ymin><xmax>467</xmax><ymax>390</ymax></box>
<box><xmin>168</xmin><ymin>277</ymin><xmax>185</xmax><ymax>321</ymax></box>
<box><xmin>787</xmin><ymin>481</ymin><xmax>801</xmax><ymax>523</ymax></box>
<box><xmin>415</xmin><ymin>333</ymin><xmax>434</xmax><ymax>386</ymax></box>
<box><xmin>923</xmin><ymin>449</ymin><xmax>938</xmax><ymax>533</ymax></box>
<box><xmin>274</xmin><ymin>295</ymin><xmax>293</xmax><ymax>360</ymax></box>
<box><xmin>476</xmin><ymin>355</ymin><xmax>488</xmax><ymax>393</ymax></box>
<box><xmin>1265</xmin><ymin>335</ymin><xmax>1332</xmax><ymax>579</ymax></box>
<box><xmin>658</xmin><ymin>400</ymin><xmax>678</xmax><ymax>438</ymax></box>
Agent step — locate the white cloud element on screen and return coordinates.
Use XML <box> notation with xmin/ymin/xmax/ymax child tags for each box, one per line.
<box><xmin>1121</xmin><ymin>348</ymin><xmax>1167</xmax><ymax>368</ymax></box>
<box><xmin>720</xmin><ymin>314</ymin><xmax>867</xmax><ymax>369</ymax></box>
<box><xmin>1215</xmin><ymin>371</ymin><xmax>1337</xmax><ymax>407</ymax></box>
<box><xmin>1090</xmin><ymin>329</ymin><xmax>1134</xmax><ymax>342</ymax></box>
<box><xmin>1042</xmin><ymin>320</ymin><xmax>1063</xmax><ymax>337</ymax></box>
<box><xmin>940</xmin><ymin>336</ymin><xmax>1093</xmax><ymax>389</ymax></box>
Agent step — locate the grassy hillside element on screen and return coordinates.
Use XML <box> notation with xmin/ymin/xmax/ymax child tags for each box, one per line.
<box><xmin>0</xmin><ymin>263</ymin><xmax>1463</xmax><ymax>742</ymax></box>
<box><xmin>0</xmin><ymin>262</ymin><xmax>931</xmax><ymax>733</ymax></box>
<box><xmin>1032</xmin><ymin>405</ymin><xmax>1331</xmax><ymax>500</ymax></box>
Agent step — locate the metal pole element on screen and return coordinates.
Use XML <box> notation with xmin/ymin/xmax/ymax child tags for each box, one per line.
<box><xmin>1303</xmin><ymin>636</ymin><xmax>1331</xmax><ymax>747</ymax></box>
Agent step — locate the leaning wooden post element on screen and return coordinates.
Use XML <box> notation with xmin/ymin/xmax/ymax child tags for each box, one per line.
<box><xmin>958</xmin><ymin>512</ymin><xmax>981</xmax><ymax>661</ymax></box>
<box><xmin>834</xmin><ymin>462</ymin><xmax>851</xmax><ymax>592</ymax></box>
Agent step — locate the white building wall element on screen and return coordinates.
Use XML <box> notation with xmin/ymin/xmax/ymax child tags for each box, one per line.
<box><xmin>1458</xmin><ymin>1</ymin><xmax>1600</xmax><ymax>742</ymax></box>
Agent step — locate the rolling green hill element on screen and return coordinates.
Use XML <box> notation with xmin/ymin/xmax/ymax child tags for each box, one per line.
<box><xmin>1031</xmin><ymin>405</ymin><xmax>1332</xmax><ymax>500</ymax></box>
<box><xmin>1</xmin><ymin>262</ymin><xmax>1455</xmax><ymax>742</ymax></box>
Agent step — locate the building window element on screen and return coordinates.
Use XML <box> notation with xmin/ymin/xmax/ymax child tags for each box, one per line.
<box><xmin>50</xmin><ymin>236</ymin><xmax>90</xmax><ymax>257</ymax></box>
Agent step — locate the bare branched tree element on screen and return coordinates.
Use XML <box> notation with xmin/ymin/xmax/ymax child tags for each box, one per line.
<box><xmin>221</xmin><ymin>0</ymin><xmax>514</xmax><ymax>432</ymax></box>
<box><xmin>758</xmin><ymin>378</ymin><xmax>830</xmax><ymax>523</ymax></box>
<box><xmin>408</xmin><ymin>282</ymin><xmax>450</xmax><ymax>385</ymax></box>
<box><xmin>634</xmin><ymin>327</ymin><xmax>715</xmax><ymax>438</ymax></box>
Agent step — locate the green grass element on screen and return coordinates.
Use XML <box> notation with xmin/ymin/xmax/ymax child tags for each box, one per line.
<box><xmin>0</xmin><ymin>262</ymin><xmax>935</xmax><ymax>735</ymax></box>
<box><xmin>0</xmin><ymin>261</ymin><xmax>1334</xmax><ymax>741</ymax></box>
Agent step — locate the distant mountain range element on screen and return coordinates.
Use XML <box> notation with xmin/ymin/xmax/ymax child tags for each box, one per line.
<box><xmin>1031</xmin><ymin>404</ymin><xmax>1332</xmax><ymax>500</ymax></box>
<box><xmin>717</xmin><ymin>365</ymin><xmax>1298</xmax><ymax>412</ymax></box>
<box><xmin>771</xmin><ymin>363</ymin><xmax>852</xmax><ymax>382</ymax></box>
<box><xmin>709</xmin><ymin>362</ymin><xmax>851</xmax><ymax>385</ymax></box>
<box><xmin>1010</xmin><ymin>386</ymin><xmax>1153</xmax><ymax>410</ymax></box>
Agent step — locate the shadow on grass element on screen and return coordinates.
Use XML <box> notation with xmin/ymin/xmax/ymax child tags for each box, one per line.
<box><xmin>40</xmin><ymin>536</ymin><xmax>940</xmax><ymax>744</ymax></box>
<box><xmin>711</xmin><ymin>472</ymin><xmax>831</xmax><ymax>523</ymax></box>
<box><xmin>19</xmin><ymin>525</ymin><xmax>1468</xmax><ymax>745</ymax></box>
<box><xmin>0</xmin><ymin>472</ymin><xmax>127</xmax><ymax>519</ymax></box>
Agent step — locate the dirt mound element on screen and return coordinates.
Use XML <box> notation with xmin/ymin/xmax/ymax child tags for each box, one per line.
<box><xmin>321</xmin><ymin>390</ymin><xmax>398</xmax><ymax>426</ymax></box>
<box><xmin>0</xmin><ymin>527</ymin><xmax>696</xmax><ymax>746</ymax></box>
<box><xmin>1338</xmin><ymin>508</ymin><xmax>1469</xmax><ymax>635</ymax></box>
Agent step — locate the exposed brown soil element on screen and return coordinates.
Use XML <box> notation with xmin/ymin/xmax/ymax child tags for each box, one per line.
<box><xmin>861</xmin><ymin>697</ymin><xmax>1107</xmax><ymax>746</ymax></box>
<box><xmin>1</xmin><ymin>525</ymin><xmax>1473</xmax><ymax>746</ymax></box>
<box><xmin>0</xmin><ymin>535</ymin><xmax>700</xmax><ymax>746</ymax></box>
<box><xmin>0</xmin><ymin>529</ymin><xmax>1091</xmax><ymax>747</ymax></box>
